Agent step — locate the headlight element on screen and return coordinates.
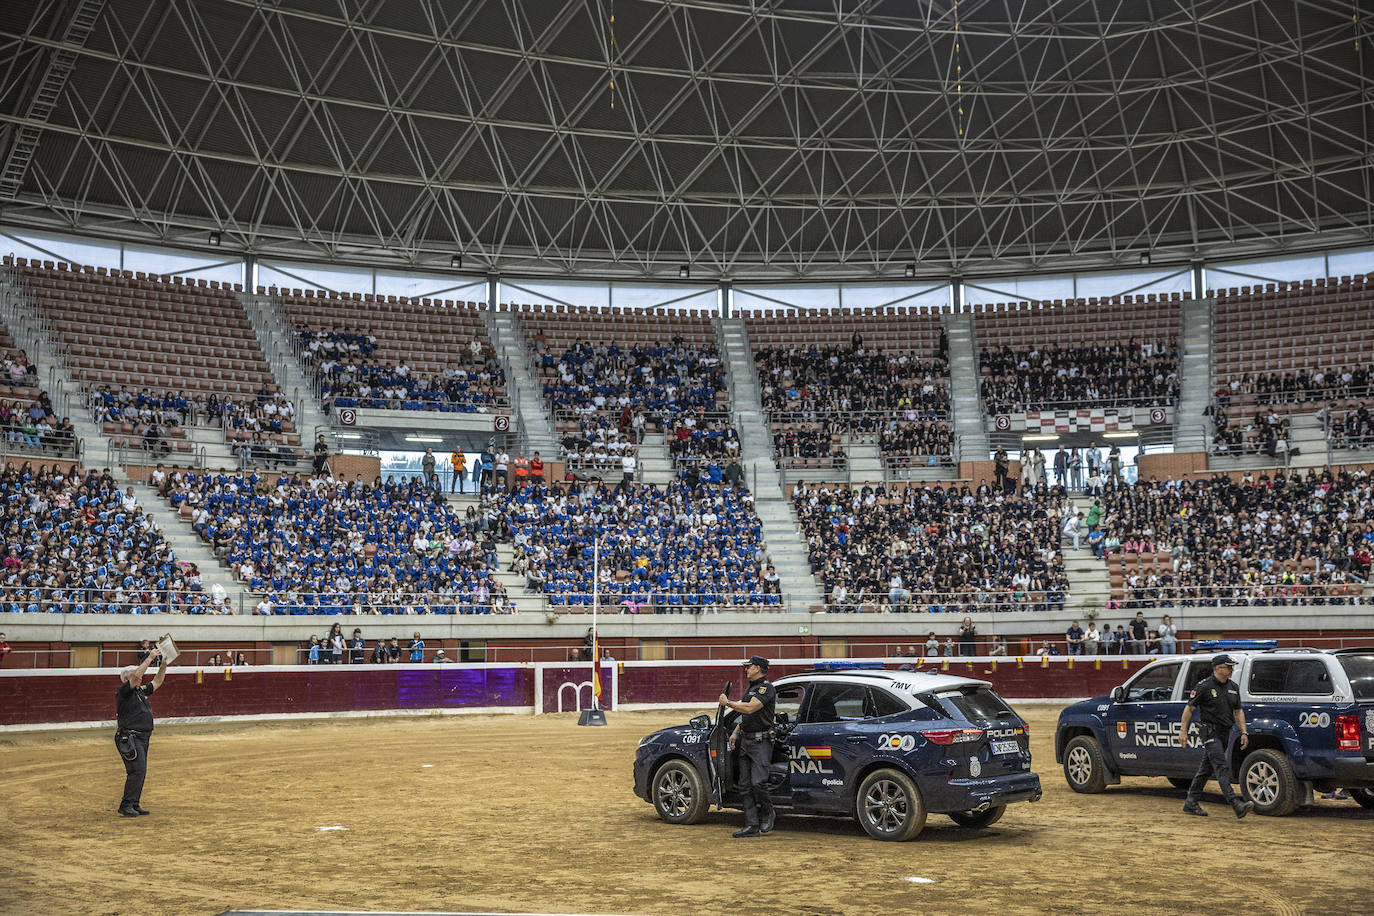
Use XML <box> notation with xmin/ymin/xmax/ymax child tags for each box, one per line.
<box><xmin>638</xmin><ymin>735</ymin><xmax>652</xmax><ymax>748</ymax></box>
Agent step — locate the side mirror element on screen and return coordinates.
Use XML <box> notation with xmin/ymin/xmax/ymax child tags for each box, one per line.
<box><xmin>689</xmin><ymin>714</ymin><xmax>711</xmax><ymax>729</ymax></box>
<box><xmin>1110</xmin><ymin>686</ymin><xmax>1124</xmax><ymax>703</ymax></box>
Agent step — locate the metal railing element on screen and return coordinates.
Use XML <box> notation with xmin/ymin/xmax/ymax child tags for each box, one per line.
<box><xmin>980</xmin><ymin>394</ymin><xmax>1176</xmax><ymax>414</ymax></box>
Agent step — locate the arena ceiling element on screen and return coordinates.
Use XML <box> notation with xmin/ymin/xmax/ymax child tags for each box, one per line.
<box><xmin>0</xmin><ymin>0</ymin><xmax>1371</xmax><ymax>280</ymax></box>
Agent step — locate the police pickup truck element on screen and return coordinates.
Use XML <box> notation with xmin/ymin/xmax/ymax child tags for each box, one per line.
<box><xmin>1055</xmin><ymin>648</ymin><xmax>1374</xmax><ymax>815</ymax></box>
<box><xmin>634</xmin><ymin>666</ymin><xmax>1042</xmax><ymax>841</ymax></box>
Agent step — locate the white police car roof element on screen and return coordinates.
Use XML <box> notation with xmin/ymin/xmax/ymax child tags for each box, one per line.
<box><xmin>776</xmin><ymin>668</ymin><xmax>991</xmax><ymax>698</ymax></box>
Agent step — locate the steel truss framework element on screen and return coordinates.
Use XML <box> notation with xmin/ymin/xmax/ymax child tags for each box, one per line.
<box><xmin>0</xmin><ymin>0</ymin><xmax>1370</xmax><ymax>280</ymax></box>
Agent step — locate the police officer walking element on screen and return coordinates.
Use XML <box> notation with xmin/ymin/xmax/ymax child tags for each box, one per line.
<box><xmin>115</xmin><ymin>646</ymin><xmax>168</xmax><ymax>817</ymax></box>
<box><xmin>1179</xmin><ymin>654</ymin><xmax>1254</xmax><ymax>818</ymax></box>
<box><xmin>718</xmin><ymin>655</ymin><xmax>776</xmax><ymax>838</ymax></box>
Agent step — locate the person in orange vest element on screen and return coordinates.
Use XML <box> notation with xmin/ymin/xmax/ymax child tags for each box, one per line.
<box><xmin>450</xmin><ymin>448</ymin><xmax>467</xmax><ymax>493</ymax></box>
<box><xmin>529</xmin><ymin>451</ymin><xmax>544</xmax><ymax>484</ymax></box>
<box><xmin>512</xmin><ymin>454</ymin><xmax>530</xmax><ymax>487</ymax></box>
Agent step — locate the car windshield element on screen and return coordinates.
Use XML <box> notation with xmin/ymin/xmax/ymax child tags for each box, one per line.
<box><xmin>1337</xmin><ymin>653</ymin><xmax>1374</xmax><ymax>701</ymax></box>
<box><xmin>934</xmin><ymin>686</ymin><xmax>1015</xmax><ymax>724</ymax></box>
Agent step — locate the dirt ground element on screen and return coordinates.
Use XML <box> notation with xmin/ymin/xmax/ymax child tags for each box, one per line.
<box><xmin>2</xmin><ymin>706</ymin><xmax>1371</xmax><ymax>916</ymax></box>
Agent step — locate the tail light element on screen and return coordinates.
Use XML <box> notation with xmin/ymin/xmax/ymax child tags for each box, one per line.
<box><xmin>1335</xmin><ymin>714</ymin><xmax>1361</xmax><ymax>752</ymax></box>
<box><xmin>924</xmin><ymin>728</ymin><xmax>985</xmax><ymax>745</ymax></box>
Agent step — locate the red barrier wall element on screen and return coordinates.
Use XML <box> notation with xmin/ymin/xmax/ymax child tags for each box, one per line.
<box><xmin>0</xmin><ymin>658</ymin><xmax>1152</xmax><ymax>727</ymax></box>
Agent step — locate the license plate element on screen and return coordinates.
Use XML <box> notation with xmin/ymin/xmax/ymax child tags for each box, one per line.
<box><xmin>991</xmin><ymin>740</ymin><xmax>1019</xmax><ymax>756</ymax></box>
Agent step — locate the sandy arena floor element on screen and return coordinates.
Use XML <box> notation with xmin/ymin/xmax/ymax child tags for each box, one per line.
<box><xmin>2</xmin><ymin>706</ymin><xmax>1371</xmax><ymax>915</ymax></box>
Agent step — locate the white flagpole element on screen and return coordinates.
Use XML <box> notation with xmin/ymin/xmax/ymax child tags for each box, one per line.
<box><xmin>592</xmin><ymin>536</ymin><xmax>600</xmax><ymax>711</ymax></box>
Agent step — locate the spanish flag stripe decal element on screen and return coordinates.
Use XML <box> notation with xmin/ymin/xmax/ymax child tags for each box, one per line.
<box><xmin>804</xmin><ymin>746</ymin><xmax>833</xmax><ymax>758</ymax></box>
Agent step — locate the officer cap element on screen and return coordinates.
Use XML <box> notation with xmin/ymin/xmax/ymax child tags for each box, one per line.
<box><xmin>743</xmin><ymin>655</ymin><xmax>770</xmax><ymax>671</ymax></box>
<box><xmin>1211</xmin><ymin>654</ymin><xmax>1239</xmax><ymax>668</ymax></box>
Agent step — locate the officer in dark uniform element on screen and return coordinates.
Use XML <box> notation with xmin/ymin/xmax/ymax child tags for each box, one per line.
<box><xmin>115</xmin><ymin>646</ymin><xmax>168</xmax><ymax>817</ymax></box>
<box><xmin>1179</xmin><ymin>654</ymin><xmax>1254</xmax><ymax>818</ymax></box>
<box><xmin>718</xmin><ymin>655</ymin><xmax>776</xmax><ymax>838</ymax></box>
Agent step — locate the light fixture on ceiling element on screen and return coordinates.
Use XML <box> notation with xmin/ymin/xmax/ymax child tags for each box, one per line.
<box><xmin>678</xmin><ymin>265</ymin><xmax>691</xmax><ymax>280</ymax></box>
<box><xmin>904</xmin><ymin>263</ymin><xmax>916</xmax><ymax>279</ymax></box>
<box><xmin>1139</xmin><ymin>252</ymin><xmax>1151</xmax><ymax>265</ymax></box>
<box><xmin>207</xmin><ymin>231</ymin><xmax>221</xmax><ymax>247</ymax></box>
<box><xmin>337</xmin><ymin>433</ymin><xmax>362</xmax><ymax>440</ymax></box>
<box><xmin>1102</xmin><ymin>431</ymin><xmax>1139</xmax><ymax>439</ymax></box>
<box><xmin>1021</xmin><ymin>434</ymin><xmax>1061</xmax><ymax>442</ymax></box>
<box><xmin>451</xmin><ymin>254</ymin><xmax>463</xmax><ymax>270</ymax></box>
<box><xmin>404</xmin><ymin>436</ymin><xmax>445</xmax><ymax>444</ymax></box>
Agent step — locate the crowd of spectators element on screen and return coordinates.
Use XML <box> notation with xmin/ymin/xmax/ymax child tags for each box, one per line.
<box><xmin>1219</xmin><ymin>366</ymin><xmax>1373</xmax><ymax>405</ymax></box>
<box><xmin>496</xmin><ymin>479</ymin><xmax>781</xmax><ymax>612</ymax></box>
<box><xmin>755</xmin><ymin>342</ymin><xmax>952</xmax><ymax>465</ymax></box>
<box><xmin>162</xmin><ymin>470</ymin><xmax>514</xmax><ymax>615</ymax></box>
<box><xmin>541</xmin><ymin>339</ymin><xmax>724</xmax><ymax>424</ymax></box>
<box><xmin>979</xmin><ymin>341</ymin><xmax>1179</xmax><ymax>413</ymax></box>
<box><xmin>0</xmin><ymin>463</ymin><xmax>219</xmax><ymax>614</ymax></box>
<box><xmin>1085</xmin><ymin>470</ymin><xmax>1370</xmax><ymax>606</ymax></box>
<box><xmin>559</xmin><ymin>417</ymin><xmax>638</xmax><ymax>474</ymax></box>
<box><xmin>756</xmin><ymin>343</ymin><xmax>949</xmax><ymax>418</ymax></box>
<box><xmin>302</xmin><ymin>328</ymin><xmax>505</xmax><ymax>414</ymax></box>
<box><xmin>772</xmin><ymin>421</ymin><xmax>846</xmax><ymax>468</ymax></box>
<box><xmin>1325</xmin><ymin>403</ymin><xmax>1374</xmax><ymax>450</ymax></box>
<box><xmin>1207</xmin><ymin>405</ymin><xmax>1292</xmax><ymax>459</ymax></box>
<box><xmin>292</xmin><ymin>623</ymin><xmax>456</xmax><ymax>663</ymax></box>
<box><xmin>793</xmin><ymin>480</ymin><xmax>1070</xmax><ymax>614</ymax></box>
<box><xmin>880</xmin><ymin>420</ymin><xmax>954</xmax><ymax>465</ymax></box>
<box><xmin>668</xmin><ymin>415</ymin><xmax>740</xmax><ymax>465</ymax></box>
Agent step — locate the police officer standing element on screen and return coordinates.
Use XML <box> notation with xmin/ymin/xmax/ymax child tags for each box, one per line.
<box><xmin>1179</xmin><ymin>654</ymin><xmax>1254</xmax><ymax>818</ymax></box>
<box><xmin>718</xmin><ymin>655</ymin><xmax>776</xmax><ymax>838</ymax></box>
<box><xmin>115</xmin><ymin>646</ymin><xmax>168</xmax><ymax>817</ymax></box>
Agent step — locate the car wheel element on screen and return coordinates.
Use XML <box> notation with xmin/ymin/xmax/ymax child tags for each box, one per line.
<box><xmin>1347</xmin><ymin>787</ymin><xmax>1374</xmax><ymax>809</ymax></box>
<box><xmin>855</xmin><ymin>768</ymin><xmax>927</xmax><ymax>841</ymax></box>
<box><xmin>651</xmin><ymin>759</ymin><xmax>709</xmax><ymax>825</ymax></box>
<box><xmin>1240</xmin><ymin>749</ymin><xmax>1299</xmax><ymax>816</ymax></box>
<box><xmin>1167</xmin><ymin>777</ymin><xmax>1193</xmax><ymax>790</ymax></box>
<box><xmin>1062</xmin><ymin>736</ymin><xmax>1108</xmax><ymax>793</ymax></box>
<box><xmin>948</xmin><ymin>805</ymin><xmax>1005</xmax><ymax>829</ymax></box>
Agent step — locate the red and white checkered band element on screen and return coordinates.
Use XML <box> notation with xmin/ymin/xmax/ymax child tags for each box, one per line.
<box><xmin>1025</xmin><ymin>409</ymin><xmax>1134</xmax><ymax>432</ymax></box>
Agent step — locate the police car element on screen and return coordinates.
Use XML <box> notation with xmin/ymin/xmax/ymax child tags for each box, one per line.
<box><xmin>1055</xmin><ymin>648</ymin><xmax>1374</xmax><ymax>815</ymax></box>
<box><xmin>633</xmin><ymin>666</ymin><xmax>1042</xmax><ymax>841</ymax></box>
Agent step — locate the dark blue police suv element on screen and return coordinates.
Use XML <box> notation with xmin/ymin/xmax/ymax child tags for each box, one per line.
<box><xmin>1056</xmin><ymin>648</ymin><xmax>1374</xmax><ymax>815</ymax></box>
<box><xmin>633</xmin><ymin>666</ymin><xmax>1042</xmax><ymax>840</ymax></box>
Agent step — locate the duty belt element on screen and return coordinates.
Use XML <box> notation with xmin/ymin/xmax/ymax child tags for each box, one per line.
<box><xmin>743</xmin><ymin>730</ymin><xmax>773</xmax><ymax>741</ymax></box>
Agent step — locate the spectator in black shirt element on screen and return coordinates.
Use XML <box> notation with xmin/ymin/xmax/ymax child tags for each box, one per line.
<box><xmin>114</xmin><ymin>647</ymin><xmax>167</xmax><ymax>817</ymax></box>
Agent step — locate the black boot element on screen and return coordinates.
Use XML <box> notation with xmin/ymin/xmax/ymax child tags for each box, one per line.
<box><xmin>732</xmin><ymin>825</ymin><xmax>761</xmax><ymax>838</ymax></box>
<box><xmin>1231</xmin><ymin>798</ymin><xmax>1254</xmax><ymax>819</ymax></box>
<box><xmin>1182</xmin><ymin>801</ymin><xmax>1208</xmax><ymax>817</ymax></box>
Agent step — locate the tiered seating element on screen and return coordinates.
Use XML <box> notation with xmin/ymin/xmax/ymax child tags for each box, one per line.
<box><xmin>497</xmin><ymin>479</ymin><xmax>779</xmax><ymax>611</ymax></box>
<box><xmin>744</xmin><ymin>308</ymin><xmax>950</xmax><ymax>468</ymax></box>
<box><xmin>12</xmin><ymin>257</ymin><xmax>300</xmax><ymax>460</ymax></box>
<box><xmin>792</xmin><ymin>480</ymin><xmax>1070</xmax><ymax>613</ymax></box>
<box><xmin>516</xmin><ymin>304</ymin><xmax>733</xmax><ymax>470</ymax></box>
<box><xmin>1212</xmin><ymin>274</ymin><xmax>1374</xmax><ymax>407</ymax></box>
<box><xmin>974</xmin><ymin>296</ymin><xmax>1181</xmax><ymax>413</ymax></box>
<box><xmin>164</xmin><ymin>471</ymin><xmax>510</xmax><ymax>614</ymax></box>
<box><xmin>1092</xmin><ymin>471</ymin><xmax>1368</xmax><ymax>606</ymax></box>
<box><xmin>0</xmin><ymin>463</ymin><xmax>217</xmax><ymax>614</ymax></box>
<box><xmin>275</xmin><ymin>290</ymin><xmax>506</xmax><ymax>413</ymax></box>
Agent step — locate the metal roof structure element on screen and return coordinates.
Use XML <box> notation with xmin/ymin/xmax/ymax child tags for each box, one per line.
<box><xmin>1</xmin><ymin>0</ymin><xmax>1370</xmax><ymax>280</ymax></box>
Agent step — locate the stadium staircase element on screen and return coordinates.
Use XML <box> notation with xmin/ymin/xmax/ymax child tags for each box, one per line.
<box><xmin>1063</xmin><ymin>493</ymin><xmax>1113</xmax><ymax>614</ymax></box>
<box><xmin>716</xmin><ymin>315</ymin><xmax>824</xmax><ymax>610</ymax></box>
<box><xmin>943</xmin><ymin>312</ymin><xmax>989</xmax><ymax>461</ymax></box>
<box><xmin>637</xmin><ymin>431</ymin><xmax>675</xmax><ymax>486</ymax></box>
<box><xmin>240</xmin><ymin>293</ymin><xmax>332</xmax><ymax>458</ymax></box>
<box><xmin>1175</xmin><ymin>298</ymin><xmax>1214</xmax><ymax>450</ymax></box>
<box><xmin>484</xmin><ymin>309</ymin><xmax>558</xmax><ymax>456</ymax></box>
<box><xmin>123</xmin><ymin>478</ymin><xmax>250</xmax><ymax>613</ymax></box>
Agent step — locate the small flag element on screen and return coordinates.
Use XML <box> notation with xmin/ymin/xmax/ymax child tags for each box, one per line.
<box><xmin>591</xmin><ymin>632</ymin><xmax>602</xmax><ymax>702</ymax></box>
<box><xmin>196</xmin><ymin>669</ymin><xmax>203</xmax><ymax>684</ymax></box>
<box><xmin>990</xmin><ymin>659</ymin><xmax>997</xmax><ymax>671</ymax></box>
<box><xmin>1095</xmin><ymin>658</ymin><xmax>1101</xmax><ymax>670</ymax></box>
<box><xmin>1041</xmin><ymin>656</ymin><xmax>1049</xmax><ymax>668</ymax></box>
<box><xmin>1016</xmin><ymin>657</ymin><xmax>1023</xmax><ymax>668</ymax></box>
<box><xmin>1067</xmin><ymin>656</ymin><xmax>1074</xmax><ymax>670</ymax></box>
<box><xmin>224</xmin><ymin>667</ymin><xmax>232</xmax><ymax>682</ymax></box>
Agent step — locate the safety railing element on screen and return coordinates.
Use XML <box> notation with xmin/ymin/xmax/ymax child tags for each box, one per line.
<box><xmin>979</xmin><ymin>394</ymin><xmax>1176</xmax><ymax>414</ymax></box>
